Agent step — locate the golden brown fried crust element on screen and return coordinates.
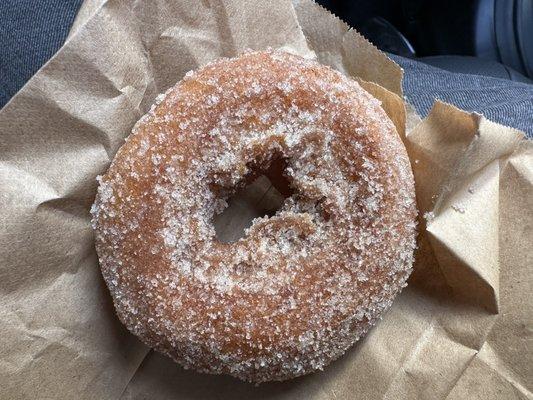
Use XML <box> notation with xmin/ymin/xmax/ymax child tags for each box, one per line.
<box><xmin>91</xmin><ymin>50</ymin><xmax>417</xmax><ymax>382</ymax></box>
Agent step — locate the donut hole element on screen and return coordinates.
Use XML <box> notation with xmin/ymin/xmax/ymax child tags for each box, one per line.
<box><xmin>213</xmin><ymin>158</ymin><xmax>294</xmax><ymax>243</ymax></box>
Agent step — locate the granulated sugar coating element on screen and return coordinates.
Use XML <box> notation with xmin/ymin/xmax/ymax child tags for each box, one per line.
<box><xmin>91</xmin><ymin>50</ymin><xmax>417</xmax><ymax>383</ymax></box>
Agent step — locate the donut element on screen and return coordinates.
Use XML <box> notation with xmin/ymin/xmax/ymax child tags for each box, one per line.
<box><xmin>91</xmin><ymin>50</ymin><xmax>417</xmax><ymax>383</ymax></box>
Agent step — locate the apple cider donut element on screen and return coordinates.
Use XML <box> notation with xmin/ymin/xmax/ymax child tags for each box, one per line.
<box><xmin>91</xmin><ymin>50</ymin><xmax>417</xmax><ymax>383</ymax></box>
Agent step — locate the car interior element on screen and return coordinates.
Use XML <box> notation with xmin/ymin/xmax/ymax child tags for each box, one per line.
<box><xmin>317</xmin><ymin>0</ymin><xmax>533</xmax><ymax>82</ymax></box>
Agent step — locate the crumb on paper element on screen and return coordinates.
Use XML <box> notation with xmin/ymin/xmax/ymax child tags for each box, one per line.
<box><xmin>451</xmin><ymin>204</ymin><xmax>465</xmax><ymax>213</ymax></box>
<box><xmin>423</xmin><ymin>211</ymin><xmax>435</xmax><ymax>223</ymax></box>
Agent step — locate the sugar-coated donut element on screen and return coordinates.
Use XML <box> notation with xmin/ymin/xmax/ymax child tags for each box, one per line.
<box><xmin>91</xmin><ymin>50</ymin><xmax>417</xmax><ymax>383</ymax></box>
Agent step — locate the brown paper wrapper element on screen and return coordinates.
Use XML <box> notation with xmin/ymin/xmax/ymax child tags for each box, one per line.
<box><xmin>0</xmin><ymin>0</ymin><xmax>531</xmax><ymax>399</ymax></box>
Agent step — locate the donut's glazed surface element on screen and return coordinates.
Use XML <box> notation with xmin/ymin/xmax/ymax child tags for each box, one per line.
<box><xmin>91</xmin><ymin>50</ymin><xmax>417</xmax><ymax>382</ymax></box>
